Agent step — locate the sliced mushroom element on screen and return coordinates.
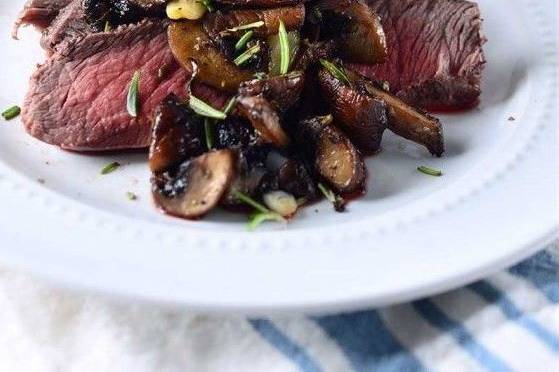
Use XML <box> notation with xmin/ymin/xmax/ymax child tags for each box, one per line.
<box><xmin>238</xmin><ymin>71</ymin><xmax>305</xmax><ymax>113</ymax></box>
<box><xmin>297</xmin><ymin>115</ymin><xmax>366</xmax><ymax>194</ymax></box>
<box><xmin>168</xmin><ymin>21</ymin><xmax>254</xmax><ymax>92</ymax></box>
<box><xmin>318</xmin><ymin>67</ymin><xmax>388</xmax><ymax>154</ymax></box>
<box><xmin>204</xmin><ymin>4</ymin><xmax>306</xmax><ymax>38</ymax></box>
<box><xmin>237</xmin><ymin>95</ymin><xmax>290</xmax><ymax>147</ymax></box>
<box><xmin>152</xmin><ymin>150</ymin><xmax>236</xmax><ymax>219</ymax></box>
<box><xmin>314</xmin><ymin>0</ymin><xmax>387</xmax><ymax>64</ymax></box>
<box><xmin>149</xmin><ymin>94</ymin><xmax>205</xmax><ymax>174</ymax></box>
<box><xmin>362</xmin><ymin>82</ymin><xmax>445</xmax><ymax>157</ymax></box>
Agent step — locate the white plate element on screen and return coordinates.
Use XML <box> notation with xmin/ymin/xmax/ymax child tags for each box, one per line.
<box><xmin>0</xmin><ymin>0</ymin><xmax>557</xmax><ymax>315</ymax></box>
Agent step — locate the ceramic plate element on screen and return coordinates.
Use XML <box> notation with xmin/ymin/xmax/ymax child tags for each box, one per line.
<box><xmin>0</xmin><ymin>0</ymin><xmax>557</xmax><ymax>315</ymax></box>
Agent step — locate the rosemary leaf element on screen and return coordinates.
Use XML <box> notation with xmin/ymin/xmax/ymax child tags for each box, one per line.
<box><xmin>247</xmin><ymin>212</ymin><xmax>285</xmax><ymax>231</ymax></box>
<box><xmin>235</xmin><ymin>30</ymin><xmax>254</xmax><ymax>51</ymax></box>
<box><xmin>222</xmin><ymin>97</ymin><xmax>237</xmax><ymax>115</ymax></box>
<box><xmin>204</xmin><ymin>118</ymin><xmax>214</xmax><ymax>150</ymax></box>
<box><xmin>233</xmin><ymin>190</ymin><xmax>269</xmax><ymax>214</ymax></box>
<box><xmin>318</xmin><ymin>183</ymin><xmax>346</xmax><ymax>212</ymax></box>
<box><xmin>234</xmin><ymin>44</ymin><xmax>261</xmax><ymax>66</ymax></box>
<box><xmin>127</xmin><ymin>71</ymin><xmax>140</xmax><ymax>117</ymax></box>
<box><xmin>100</xmin><ymin>162</ymin><xmax>121</xmax><ymax>175</ymax></box>
<box><xmin>319</xmin><ymin>59</ymin><xmax>352</xmax><ymax>87</ymax></box>
<box><xmin>2</xmin><ymin>105</ymin><xmax>21</xmax><ymax>121</ymax></box>
<box><xmin>417</xmin><ymin>166</ymin><xmax>443</xmax><ymax>177</ymax></box>
<box><xmin>226</xmin><ymin>21</ymin><xmax>265</xmax><ymax>33</ymax></box>
<box><xmin>278</xmin><ymin>20</ymin><xmax>290</xmax><ymax>75</ymax></box>
<box><xmin>189</xmin><ymin>95</ymin><xmax>227</xmax><ymax>120</ymax></box>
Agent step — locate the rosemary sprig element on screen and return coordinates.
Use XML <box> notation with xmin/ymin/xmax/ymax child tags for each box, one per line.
<box><xmin>127</xmin><ymin>71</ymin><xmax>140</xmax><ymax>117</ymax></box>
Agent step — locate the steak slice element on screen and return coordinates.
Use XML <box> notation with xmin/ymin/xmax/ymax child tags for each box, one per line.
<box><xmin>353</xmin><ymin>0</ymin><xmax>486</xmax><ymax>110</ymax></box>
<box><xmin>22</xmin><ymin>20</ymin><xmax>190</xmax><ymax>151</ymax></box>
<box><xmin>40</xmin><ymin>0</ymin><xmax>92</xmax><ymax>53</ymax></box>
<box><xmin>13</xmin><ymin>0</ymin><xmax>73</xmax><ymax>38</ymax></box>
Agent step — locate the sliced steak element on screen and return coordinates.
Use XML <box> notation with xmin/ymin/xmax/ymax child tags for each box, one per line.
<box><xmin>353</xmin><ymin>0</ymin><xmax>486</xmax><ymax>110</ymax></box>
<box><xmin>40</xmin><ymin>0</ymin><xmax>92</xmax><ymax>53</ymax></box>
<box><xmin>22</xmin><ymin>20</ymin><xmax>190</xmax><ymax>151</ymax></box>
<box><xmin>13</xmin><ymin>0</ymin><xmax>73</xmax><ymax>38</ymax></box>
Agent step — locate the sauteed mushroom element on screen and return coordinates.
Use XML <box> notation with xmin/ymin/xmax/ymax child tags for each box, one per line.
<box><xmin>238</xmin><ymin>71</ymin><xmax>305</xmax><ymax>113</ymax></box>
<box><xmin>314</xmin><ymin>0</ymin><xmax>387</xmax><ymax>64</ymax></box>
<box><xmin>362</xmin><ymin>82</ymin><xmax>445</xmax><ymax>157</ymax></box>
<box><xmin>168</xmin><ymin>21</ymin><xmax>254</xmax><ymax>92</ymax></box>
<box><xmin>204</xmin><ymin>4</ymin><xmax>306</xmax><ymax>38</ymax></box>
<box><xmin>152</xmin><ymin>150</ymin><xmax>236</xmax><ymax>219</ymax></box>
<box><xmin>149</xmin><ymin>94</ymin><xmax>205</xmax><ymax>173</ymax></box>
<box><xmin>297</xmin><ymin>115</ymin><xmax>366</xmax><ymax>194</ymax></box>
<box><xmin>318</xmin><ymin>66</ymin><xmax>388</xmax><ymax>154</ymax></box>
<box><xmin>237</xmin><ymin>95</ymin><xmax>290</xmax><ymax>147</ymax></box>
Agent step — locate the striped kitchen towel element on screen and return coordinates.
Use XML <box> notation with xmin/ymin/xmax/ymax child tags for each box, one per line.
<box><xmin>0</xmin><ymin>243</ymin><xmax>558</xmax><ymax>371</ymax></box>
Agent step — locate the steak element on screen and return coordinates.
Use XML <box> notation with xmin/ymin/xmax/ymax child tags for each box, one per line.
<box><xmin>40</xmin><ymin>0</ymin><xmax>92</xmax><ymax>53</ymax></box>
<box><xmin>353</xmin><ymin>0</ymin><xmax>486</xmax><ymax>110</ymax></box>
<box><xmin>13</xmin><ymin>0</ymin><xmax>73</xmax><ymax>38</ymax></box>
<box><xmin>22</xmin><ymin>20</ymin><xmax>190</xmax><ymax>150</ymax></box>
<box><xmin>19</xmin><ymin>0</ymin><xmax>485</xmax><ymax>151</ymax></box>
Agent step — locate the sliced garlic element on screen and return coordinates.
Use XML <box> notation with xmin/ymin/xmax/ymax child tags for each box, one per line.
<box><xmin>263</xmin><ymin>191</ymin><xmax>298</xmax><ymax>217</ymax></box>
<box><xmin>166</xmin><ymin>0</ymin><xmax>207</xmax><ymax>20</ymax></box>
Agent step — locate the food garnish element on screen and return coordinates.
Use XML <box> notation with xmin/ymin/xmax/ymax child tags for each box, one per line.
<box><xmin>417</xmin><ymin>166</ymin><xmax>443</xmax><ymax>177</ymax></box>
<box><xmin>278</xmin><ymin>20</ymin><xmax>290</xmax><ymax>75</ymax></box>
<box><xmin>234</xmin><ymin>191</ymin><xmax>286</xmax><ymax>230</ymax></box>
<box><xmin>2</xmin><ymin>105</ymin><xmax>21</xmax><ymax>121</ymax></box>
<box><xmin>189</xmin><ymin>95</ymin><xmax>227</xmax><ymax>120</ymax></box>
<box><xmin>126</xmin><ymin>71</ymin><xmax>140</xmax><ymax>117</ymax></box>
<box><xmin>100</xmin><ymin>162</ymin><xmax>121</xmax><ymax>175</ymax></box>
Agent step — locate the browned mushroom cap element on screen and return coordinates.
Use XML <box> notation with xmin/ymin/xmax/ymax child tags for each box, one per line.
<box><xmin>238</xmin><ymin>71</ymin><xmax>305</xmax><ymax>113</ymax></box>
<box><xmin>315</xmin><ymin>0</ymin><xmax>387</xmax><ymax>64</ymax></box>
<box><xmin>318</xmin><ymin>67</ymin><xmax>388</xmax><ymax>154</ymax></box>
<box><xmin>361</xmin><ymin>82</ymin><xmax>445</xmax><ymax>157</ymax></box>
<box><xmin>297</xmin><ymin>115</ymin><xmax>366</xmax><ymax>194</ymax></box>
<box><xmin>149</xmin><ymin>94</ymin><xmax>205</xmax><ymax>174</ymax></box>
<box><xmin>168</xmin><ymin>21</ymin><xmax>254</xmax><ymax>92</ymax></box>
<box><xmin>152</xmin><ymin>150</ymin><xmax>237</xmax><ymax>220</ymax></box>
<box><xmin>236</xmin><ymin>95</ymin><xmax>290</xmax><ymax>147</ymax></box>
<box><xmin>204</xmin><ymin>4</ymin><xmax>306</xmax><ymax>38</ymax></box>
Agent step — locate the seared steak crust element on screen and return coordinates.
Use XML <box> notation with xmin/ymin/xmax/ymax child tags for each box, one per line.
<box><xmin>22</xmin><ymin>20</ymin><xmax>189</xmax><ymax>150</ymax></box>
<box><xmin>354</xmin><ymin>0</ymin><xmax>486</xmax><ymax>110</ymax></box>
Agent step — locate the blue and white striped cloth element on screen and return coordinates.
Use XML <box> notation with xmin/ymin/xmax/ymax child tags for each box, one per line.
<box><xmin>0</xmin><ymin>243</ymin><xmax>558</xmax><ymax>371</ymax></box>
